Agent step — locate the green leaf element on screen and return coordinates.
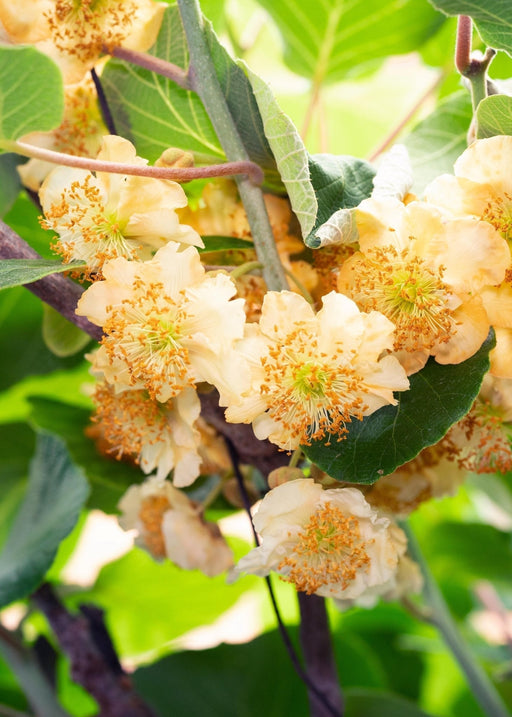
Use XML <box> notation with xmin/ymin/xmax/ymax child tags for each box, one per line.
<box><xmin>102</xmin><ymin>6</ymin><xmax>223</xmax><ymax>164</ymax></box>
<box><xmin>4</xmin><ymin>193</ymin><xmax>56</xmax><ymax>259</ymax></box>
<box><xmin>404</xmin><ymin>92</ymin><xmax>473</xmax><ymax>194</ymax></box>
<box><xmin>0</xmin><ymin>154</ymin><xmax>22</xmax><ymax>217</ymax></box>
<box><xmin>246</xmin><ymin>67</ymin><xmax>317</xmax><ymax>238</ymax></box>
<box><xmin>476</xmin><ymin>94</ymin><xmax>512</xmax><ymax>137</ymax></box>
<box><xmin>0</xmin><ymin>46</ymin><xmax>64</xmax><ymax>147</ymax></box>
<box><xmin>303</xmin><ymin>332</ymin><xmax>494</xmax><ymax>484</ymax></box>
<box><xmin>199</xmin><ymin>235</ymin><xmax>254</xmax><ymax>252</ymax></box>
<box><xmin>42</xmin><ymin>305</ymin><xmax>91</xmax><ymax>358</ymax></box>
<box><xmin>28</xmin><ymin>398</ymin><xmax>143</xmax><ymax>514</ymax></box>
<box><xmin>0</xmin><ymin>259</ymin><xmax>86</xmax><ymax>291</ymax></box>
<box><xmin>254</xmin><ymin>0</ymin><xmax>444</xmax><ymax>84</ymax></box>
<box><xmin>430</xmin><ymin>0</ymin><xmax>512</xmax><ymax>55</ymax></box>
<box><xmin>344</xmin><ymin>689</ymin><xmax>435</xmax><ymax>717</ymax></box>
<box><xmin>0</xmin><ymin>423</ymin><xmax>34</xmax><ymax>549</ymax></box>
<box><xmin>0</xmin><ymin>432</ymin><xmax>89</xmax><ymax>609</ymax></box>
<box><xmin>133</xmin><ymin>630</ymin><xmax>309</xmax><ymax>715</ymax></box>
<box><xmin>72</xmin><ymin>545</ymin><xmax>257</xmax><ymax>657</ymax></box>
<box><xmin>305</xmin><ymin>154</ymin><xmax>376</xmax><ymax>247</ymax></box>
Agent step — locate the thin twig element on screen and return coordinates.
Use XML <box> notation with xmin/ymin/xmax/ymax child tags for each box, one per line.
<box><xmin>0</xmin><ymin>221</ymin><xmax>102</xmax><ymax>342</ymax></box>
<box><xmin>9</xmin><ymin>141</ymin><xmax>264</xmax><ymax>185</ymax></box>
<box><xmin>90</xmin><ymin>67</ymin><xmax>117</xmax><ymax>135</ymax></box>
<box><xmin>368</xmin><ymin>71</ymin><xmax>445</xmax><ymax>162</ymax></box>
<box><xmin>225</xmin><ymin>438</ymin><xmax>342</xmax><ymax>717</ymax></box>
<box><xmin>109</xmin><ymin>45</ymin><xmax>191</xmax><ymax>90</ymax></box>
<box><xmin>31</xmin><ymin>584</ymin><xmax>157</xmax><ymax>717</ymax></box>
<box><xmin>455</xmin><ymin>16</ymin><xmax>473</xmax><ymax>75</ymax></box>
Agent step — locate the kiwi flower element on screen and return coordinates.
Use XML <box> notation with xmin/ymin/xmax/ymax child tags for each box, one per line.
<box><xmin>234</xmin><ymin>479</ymin><xmax>408</xmax><ymax>601</ymax></box>
<box><xmin>225</xmin><ymin>290</ymin><xmax>409</xmax><ymax>451</ymax></box>
<box><xmin>76</xmin><ymin>242</ymin><xmax>248</xmax><ymax>405</ymax></box>
<box><xmin>40</xmin><ymin>135</ymin><xmax>203</xmax><ymax>278</ymax></box>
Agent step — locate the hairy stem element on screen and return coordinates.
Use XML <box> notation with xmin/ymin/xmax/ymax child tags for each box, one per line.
<box><xmin>0</xmin><ymin>221</ymin><xmax>102</xmax><ymax>341</ymax></box>
<box><xmin>454</xmin><ymin>16</ymin><xmax>495</xmax><ymax>112</ymax></box>
<box><xmin>455</xmin><ymin>15</ymin><xmax>472</xmax><ymax>75</ymax></box>
<box><xmin>404</xmin><ymin>523</ymin><xmax>510</xmax><ymax>717</ymax></box>
<box><xmin>110</xmin><ymin>45</ymin><xmax>191</xmax><ymax>89</ymax></box>
<box><xmin>7</xmin><ymin>141</ymin><xmax>264</xmax><ymax>184</ymax></box>
<box><xmin>177</xmin><ymin>0</ymin><xmax>288</xmax><ymax>292</ymax></box>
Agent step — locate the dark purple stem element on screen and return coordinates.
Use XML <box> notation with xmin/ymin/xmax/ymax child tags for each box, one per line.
<box><xmin>109</xmin><ymin>46</ymin><xmax>190</xmax><ymax>90</ymax></box>
<box><xmin>32</xmin><ymin>584</ymin><xmax>157</xmax><ymax>717</ymax></box>
<box><xmin>298</xmin><ymin>593</ymin><xmax>344</xmax><ymax>717</ymax></box>
<box><xmin>0</xmin><ymin>220</ymin><xmax>102</xmax><ymax>342</ymax></box>
<box><xmin>455</xmin><ymin>15</ymin><xmax>472</xmax><ymax>75</ymax></box>
<box><xmin>90</xmin><ymin>67</ymin><xmax>117</xmax><ymax>135</ymax></box>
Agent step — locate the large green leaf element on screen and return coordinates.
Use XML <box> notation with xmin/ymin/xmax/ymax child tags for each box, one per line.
<box><xmin>0</xmin><ymin>423</ymin><xmax>34</xmax><ymax>549</ymax></box>
<box><xmin>404</xmin><ymin>92</ymin><xmax>473</xmax><ymax>194</ymax></box>
<box><xmin>476</xmin><ymin>94</ymin><xmax>512</xmax><ymax>137</ymax></box>
<box><xmin>102</xmin><ymin>6</ymin><xmax>223</xmax><ymax>164</ymax></box>
<box><xmin>254</xmin><ymin>0</ymin><xmax>444</xmax><ymax>84</ymax></box>
<box><xmin>28</xmin><ymin>397</ymin><xmax>143</xmax><ymax>514</ymax></box>
<box><xmin>71</xmin><ymin>545</ymin><xmax>256</xmax><ymax>657</ymax></box>
<box><xmin>305</xmin><ymin>154</ymin><xmax>376</xmax><ymax>247</ymax></box>
<box><xmin>0</xmin><ymin>432</ymin><xmax>89</xmax><ymax>608</ymax></box>
<box><xmin>0</xmin><ymin>46</ymin><xmax>64</xmax><ymax>148</ymax></box>
<box><xmin>133</xmin><ymin>630</ymin><xmax>309</xmax><ymax>715</ymax></box>
<box><xmin>0</xmin><ymin>154</ymin><xmax>22</xmax><ymax>217</ymax></box>
<box><xmin>303</xmin><ymin>332</ymin><xmax>494</xmax><ymax>484</ymax></box>
<box><xmin>0</xmin><ymin>259</ymin><xmax>86</xmax><ymax>291</ymax></box>
<box><xmin>430</xmin><ymin>0</ymin><xmax>512</xmax><ymax>55</ymax></box>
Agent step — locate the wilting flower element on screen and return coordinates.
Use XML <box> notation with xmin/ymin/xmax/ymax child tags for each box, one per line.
<box><xmin>118</xmin><ymin>476</ymin><xmax>233</xmax><ymax>576</ymax></box>
<box><xmin>0</xmin><ymin>0</ymin><xmax>165</xmax><ymax>83</ymax></box>
<box><xmin>234</xmin><ymin>479</ymin><xmax>408</xmax><ymax>601</ymax></box>
<box><xmin>40</xmin><ymin>135</ymin><xmax>203</xmax><ymax>278</ymax></box>
<box><xmin>89</xmin><ymin>383</ymin><xmax>202</xmax><ymax>487</ymax></box>
<box><xmin>76</xmin><ymin>242</ymin><xmax>248</xmax><ymax>404</ymax></box>
<box><xmin>338</xmin><ymin>199</ymin><xmax>509</xmax><ymax>374</ymax></box>
<box><xmin>225</xmin><ymin>290</ymin><xmax>409</xmax><ymax>451</ymax></box>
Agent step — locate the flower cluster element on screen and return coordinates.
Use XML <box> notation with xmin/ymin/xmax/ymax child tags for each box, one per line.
<box><xmin>36</xmin><ymin>128</ymin><xmax>512</xmax><ymax>600</ymax></box>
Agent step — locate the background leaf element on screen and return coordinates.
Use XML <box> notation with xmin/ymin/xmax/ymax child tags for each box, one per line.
<box><xmin>476</xmin><ymin>94</ymin><xmax>512</xmax><ymax>137</ymax></box>
<box><xmin>254</xmin><ymin>0</ymin><xmax>444</xmax><ymax>84</ymax></box>
<box><xmin>303</xmin><ymin>332</ymin><xmax>494</xmax><ymax>484</ymax></box>
<box><xmin>0</xmin><ymin>154</ymin><xmax>22</xmax><ymax>217</ymax></box>
<box><xmin>42</xmin><ymin>305</ymin><xmax>91</xmax><ymax>358</ymax></box>
<box><xmin>0</xmin><ymin>432</ymin><xmax>89</xmax><ymax>608</ymax></box>
<box><xmin>0</xmin><ymin>46</ymin><xmax>64</xmax><ymax>147</ymax></box>
<box><xmin>430</xmin><ymin>0</ymin><xmax>512</xmax><ymax>55</ymax></box>
<box><xmin>0</xmin><ymin>259</ymin><xmax>86</xmax><ymax>291</ymax></box>
<box><xmin>344</xmin><ymin>689</ymin><xmax>435</xmax><ymax>717</ymax></box>
<box><xmin>404</xmin><ymin>92</ymin><xmax>473</xmax><ymax>194</ymax></box>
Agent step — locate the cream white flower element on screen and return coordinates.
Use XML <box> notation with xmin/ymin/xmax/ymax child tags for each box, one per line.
<box><xmin>76</xmin><ymin>242</ymin><xmax>248</xmax><ymax>404</ymax></box>
<box><xmin>90</xmin><ymin>383</ymin><xmax>202</xmax><ymax>487</ymax></box>
<box><xmin>338</xmin><ymin>199</ymin><xmax>509</xmax><ymax>374</ymax></box>
<box><xmin>0</xmin><ymin>0</ymin><xmax>166</xmax><ymax>83</ymax></box>
<box><xmin>118</xmin><ymin>476</ymin><xmax>233</xmax><ymax>576</ymax></box>
<box><xmin>225</xmin><ymin>290</ymin><xmax>409</xmax><ymax>451</ymax></box>
<box><xmin>234</xmin><ymin>479</ymin><xmax>408</xmax><ymax>601</ymax></box>
<box><xmin>40</xmin><ymin>135</ymin><xmax>203</xmax><ymax>277</ymax></box>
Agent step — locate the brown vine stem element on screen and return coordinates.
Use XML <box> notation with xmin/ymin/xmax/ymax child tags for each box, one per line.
<box><xmin>367</xmin><ymin>71</ymin><xmax>445</xmax><ymax>163</ymax></box>
<box><xmin>455</xmin><ymin>15</ymin><xmax>472</xmax><ymax>75</ymax></box>
<box><xmin>0</xmin><ymin>221</ymin><xmax>102</xmax><ymax>342</ymax></box>
<box><xmin>109</xmin><ymin>45</ymin><xmax>191</xmax><ymax>89</ymax></box>
<box><xmin>6</xmin><ymin>141</ymin><xmax>264</xmax><ymax>185</ymax></box>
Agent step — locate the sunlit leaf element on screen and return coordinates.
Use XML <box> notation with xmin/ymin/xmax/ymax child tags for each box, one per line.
<box><xmin>0</xmin><ymin>432</ymin><xmax>89</xmax><ymax>608</ymax></box>
<box><xmin>476</xmin><ymin>94</ymin><xmax>512</xmax><ymax>137</ymax></box>
<box><xmin>303</xmin><ymin>332</ymin><xmax>494</xmax><ymax>484</ymax></box>
<box><xmin>254</xmin><ymin>0</ymin><xmax>444</xmax><ymax>84</ymax></box>
<box><xmin>0</xmin><ymin>46</ymin><xmax>64</xmax><ymax>148</ymax></box>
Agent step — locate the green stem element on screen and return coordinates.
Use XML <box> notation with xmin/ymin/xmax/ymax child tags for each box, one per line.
<box><xmin>0</xmin><ymin>627</ymin><xmax>70</xmax><ymax>717</ymax></box>
<box><xmin>177</xmin><ymin>0</ymin><xmax>288</xmax><ymax>292</ymax></box>
<box><xmin>229</xmin><ymin>260</ymin><xmax>263</xmax><ymax>280</ymax></box>
<box><xmin>403</xmin><ymin>523</ymin><xmax>510</xmax><ymax>717</ymax></box>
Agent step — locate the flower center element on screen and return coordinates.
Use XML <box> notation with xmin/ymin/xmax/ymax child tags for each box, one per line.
<box><xmin>348</xmin><ymin>246</ymin><xmax>454</xmax><ymax>352</ymax></box>
<box><xmin>260</xmin><ymin>329</ymin><xmax>366</xmax><ymax>448</ymax></box>
<box><xmin>458</xmin><ymin>404</ymin><xmax>512</xmax><ymax>474</ymax></box>
<box><xmin>278</xmin><ymin>502</ymin><xmax>371</xmax><ymax>594</ymax></box>
<box><xmin>483</xmin><ymin>193</ymin><xmax>512</xmax><ymax>243</ymax></box>
<box><xmin>139</xmin><ymin>494</ymin><xmax>171</xmax><ymax>558</ymax></box>
<box><xmin>102</xmin><ymin>283</ymin><xmax>194</xmax><ymax>399</ymax></box>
